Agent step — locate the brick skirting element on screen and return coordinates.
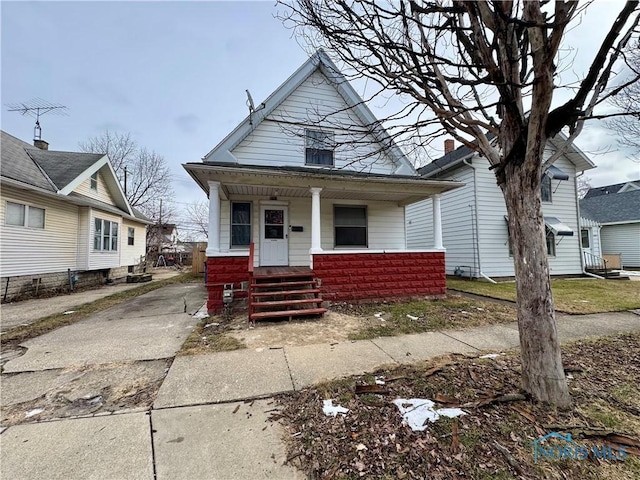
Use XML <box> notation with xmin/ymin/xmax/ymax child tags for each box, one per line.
<box><xmin>312</xmin><ymin>252</ymin><xmax>446</xmax><ymax>302</ymax></box>
<box><xmin>206</xmin><ymin>256</ymin><xmax>250</xmax><ymax>313</ymax></box>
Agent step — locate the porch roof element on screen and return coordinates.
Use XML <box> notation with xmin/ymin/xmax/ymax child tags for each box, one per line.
<box><xmin>184</xmin><ymin>162</ymin><xmax>464</xmax><ymax>206</ymax></box>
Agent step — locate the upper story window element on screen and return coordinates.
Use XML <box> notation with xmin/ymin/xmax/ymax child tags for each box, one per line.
<box><xmin>305</xmin><ymin>129</ymin><xmax>334</xmax><ymax>166</ymax></box>
<box><xmin>231</xmin><ymin>202</ymin><xmax>251</xmax><ymax>247</ymax></box>
<box><xmin>90</xmin><ymin>172</ymin><xmax>99</xmax><ymax>191</ymax></box>
<box><xmin>94</xmin><ymin>218</ymin><xmax>118</xmax><ymax>251</ymax></box>
<box><xmin>5</xmin><ymin>201</ymin><xmax>45</xmax><ymax>229</ymax></box>
<box><xmin>541</xmin><ymin>175</ymin><xmax>552</xmax><ymax>202</ymax></box>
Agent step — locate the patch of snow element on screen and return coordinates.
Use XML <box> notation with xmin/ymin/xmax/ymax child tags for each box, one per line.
<box><xmin>323</xmin><ymin>399</ymin><xmax>349</xmax><ymax>417</ymax></box>
<box><xmin>374</xmin><ymin>312</ymin><xmax>384</xmax><ymax>318</ymax></box>
<box><xmin>204</xmin><ymin>322</ymin><xmax>220</xmax><ymax>328</ymax></box>
<box><xmin>375</xmin><ymin>376</ymin><xmax>386</xmax><ymax>385</ymax></box>
<box><xmin>63</xmin><ymin>311</ymin><xmax>76</xmax><ymax>315</ymax></box>
<box><xmin>393</xmin><ymin>398</ymin><xmax>465</xmax><ymax>431</ymax></box>
<box><xmin>479</xmin><ymin>353</ymin><xmax>504</xmax><ymax>359</ymax></box>
<box><xmin>193</xmin><ymin>311</ymin><xmax>210</xmax><ymax>319</ymax></box>
<box><xmin>25</xmin><ymin>408</ymin><xmax>44</xmax><ymax>418</ymax></box>
<box><xmin>406</xmin><ymin>314</ymin><xmax>419</xmax><ymax>321</ymax></box>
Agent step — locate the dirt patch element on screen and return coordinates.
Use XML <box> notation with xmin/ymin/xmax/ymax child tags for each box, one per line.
<box><xmin>1</xmin><ymin>360</ymin><xmax>170</xmax><ymax>427</ymax></box>
<box><xmin>275</xmin><ymin>332</ymin><xmax>640</xmax><ymax>479</ymax></box>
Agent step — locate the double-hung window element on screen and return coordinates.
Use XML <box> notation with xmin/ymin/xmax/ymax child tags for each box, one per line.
<box><xmin>5</xmin><ymin>201</ymin><xmax>45</xmax><ymax>228</ymax></box>
<box><xmin>128</xmin><ymin>227</ymin><xmax>135</xmax><ymax>246</ymax></box>
<box><xmin>541</xmin><ymin>175</ymin><xmax>552</xmax><ymax>202</ymax></box>
<box><xmin>90</xmin><ymin>172</ymin><xmax>98</xmax><ymax>191</ymax></box>
<box><xmin>94</xmin><ymin>218</ymin><xmax>119</xmax><ymax>251</ymax></box>
<box><xmin>305</xmin><ymin>129</ymin><xmax>334</xmax><ymax>166</ymax></box>
<box><xmin>334</xmin><ymin>205</ymin><xmax>367</xmax><ymax>247</ymax></box>
<box><xmin>231</xmin><ymin>202</ymin><xmax>251</xmax><ymax>247</ymax></box>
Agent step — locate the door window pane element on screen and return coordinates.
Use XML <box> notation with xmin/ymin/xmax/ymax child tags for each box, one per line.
<box><xmin>265</xmin><ymin>225</ymin><xmax>284</xmax><ymax>239</ymax></box>
<box><xmin>264</xmin><ymin>209</ymin><xmax>284</xmax><ymax>225</ymax></box>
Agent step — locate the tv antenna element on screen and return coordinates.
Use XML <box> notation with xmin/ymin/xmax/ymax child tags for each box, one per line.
<box><xmin>245</xmin><ymin>90</ymin><xmax>265</xmax><ymax>125</ymax></box>
<box><xmin>5</xmin><ymin>98</ymin><xmax>68</xmax><ymax>140</ymax></box>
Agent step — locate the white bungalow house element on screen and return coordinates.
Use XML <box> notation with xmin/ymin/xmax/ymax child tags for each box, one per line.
<box><xmin>1</xmin><ymin>130</ymin><xmax>151</xmax><ymax>301</ymax></box>
<box><xmin>580</xmin><ymin>181</ymin><xmax>640</xmax><ymax>269</ymax></box>
<box><xmin>183</xmin><ymin>50</ymin><xmax>462</xmax><ymax>318</ymax></box>
<box><xmin>406</xmin><ymin>136</ymin><xmax>596</xmax><ymax>280</ymax></box>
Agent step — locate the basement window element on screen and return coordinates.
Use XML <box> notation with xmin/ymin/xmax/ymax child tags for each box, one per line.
<box><xmin>334</xmin><ymin>205</ymin><xmax>367</xmax><ymax>247</ymax></box>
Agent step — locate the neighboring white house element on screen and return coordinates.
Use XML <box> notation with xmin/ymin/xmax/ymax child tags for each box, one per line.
<box><xmin>406</xmin><ymin>136</ymin><xmax>596</xmax><ymax>280</ymax></box>
<box><xmin>1</xmin><ymin>130</ymin><xmax>151</xmax><ymax>301</ymax></box>
<box><xmin>580</xmin><ymin>182</ymin><xmax>640</xmax><ymax>269</ymax></box>
<box><xmin>183</xmin><ymin>50</ymin><xmax>462</xmax><ymax>316</ymax></box>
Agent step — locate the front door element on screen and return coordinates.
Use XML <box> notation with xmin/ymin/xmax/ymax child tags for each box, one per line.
<box><xmin>260</xmin><ymin>206</ymin><xmax>288</xmax><ymax>266</ymax></box>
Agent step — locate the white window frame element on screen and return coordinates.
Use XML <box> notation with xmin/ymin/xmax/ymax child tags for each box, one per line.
<box><xmin>90</xmin><ymin>172</ymin><xmax>98</xmax><ymax>191</ymax></box>
<box><xmin>93</xmin><ymin>218</ymin><xmax>119</xmax><ymax>252</ymax></box>
<box><xmin>5</xmin><ymin>201</ymin><xmax>45</xmax><ymax>229</ymax></box>
<box><xmin>128</xmin><ymin>227</ymin><xmax>135</xmax><ymax>246</ymax></box>
<box><xmin>305</xmin><ymin>129</ymin><xmax>335</xmax><ymax>166</ymax></box>
<box><xmin>334</xmin><ymin>205</ymin><xmax>368</xmax><ymax>248</ymax></box>
<box><xmin>580</xmin><ymin>229</ymin><xmax>590</xmax><ymax>249</ymax></box>
<box><xmin>230</xmin><ymin>201</ymin><xmax>252</xmax><ymax>247</ymax></box>
<box><xmin>546</xmin><ymin>226</ymin><xmax>556</xmax><ymax>257</ymax></box>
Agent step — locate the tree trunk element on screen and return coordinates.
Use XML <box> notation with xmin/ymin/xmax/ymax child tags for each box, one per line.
<box><xmin>502</xmin><ymin>161</ymin><xmax>571</xmax><ymax>408</ymax></box>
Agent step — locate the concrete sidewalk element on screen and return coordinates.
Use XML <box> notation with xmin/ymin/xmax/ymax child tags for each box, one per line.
<box><xmin>0</xmin><ymin>268</ymin><xmax>185</xmax><ymax>332</ymax></box>
<box><xmin>1</xmin><ymin>310</ymin><xmax>638</xmax><ymax>479</ymax></box>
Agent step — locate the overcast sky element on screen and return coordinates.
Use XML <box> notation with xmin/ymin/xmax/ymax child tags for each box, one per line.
<box><xmin>2</xmin><ymin>1</ymin><xmax>639</xmax><ymax>234</ymax></box>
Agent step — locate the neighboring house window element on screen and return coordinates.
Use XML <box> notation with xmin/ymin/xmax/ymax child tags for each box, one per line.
<box><xmin>580</xmin><ymin>229</ymin><xmax>590</xmax><ymax>249</ymax></box>
<box><xmin>334</xmin><ymin>205</ymin><xmax>367</xmax><ymax>247</ymax></box>
<box><xmin>90</xmin><ymin>172</ymin><xmax>98</xmax><ymax>191</ymax></box>
<box><xmin>305</xmin><ymin>129</ymin><xmax>334</xmax><ymax>166</ymax></box>
<box><xmin>546</xmin><ymin>227</ymin><xmax>556</xmax><ymax>256</ymax></box>
<box><xmin>93</xmin><ymin>218</ymin><xmax>119</xmax><ymax>251</ymax></box>
<box><xmin>128</xmin><ymin>227</ymin><xmax>135</xmax><ymax>246</ymax></box>
<box><xmin>231</xmin><ymin>202</ymin><xmax>251</xmax><ymax>247</ymax></box>
<box><xmin>5</xmin><ymin>201</ymin><xmax>45</xmax><ymax>228</ymax></box>
<box><xmin>541</xmin><ymin>175</ymin><xmax>552</xmax><ymax>202</ymax></box>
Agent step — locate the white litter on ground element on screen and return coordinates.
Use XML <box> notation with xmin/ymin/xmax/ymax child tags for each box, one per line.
<box><xmin>204</xmin><ymin>322</ymin><xmax>220</xmax><ymax>328</ymax></box>
<box><xmin>25</xmin><ymin>408</ymin><xmax>44</xmax><ymax>418</ymax></box>
<box><xmin>323</xmin><ymin>399</ymin><xmax>349</xmax><ymax>417</ymax></box>
<box><xmin>374</xmin><ymin>312</ymin><xmax>384</xmax><ymax>318</ymax></box>
<box><xmin>63</xmin><ymin>311</ymin><xmax>76</xmax><ymax>315</ymax></box>
<box><xmin>393</xmin><ymin>398</ymin><xmax>465</xmax><ymax>431</ymax></box>
<box><xmin>193</xmin><ymin>311</ymin><xmax>210</xmax><ymax>319</ymax></box>
<box><xmin>375</xmin><ymin>376</ymin><xmax>386</xmax><ymax>385</ymax></box>
<box><xmin>479</xmin><ymin>353</ymin><xmax>504</xmax><ymax>359</ymax></box>
<box><xmin>406</xmin><ymin>314</ymin><xmax>419</xmax><ymax>321</ymax></box>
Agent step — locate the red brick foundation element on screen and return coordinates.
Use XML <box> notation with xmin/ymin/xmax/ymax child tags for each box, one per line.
<box><xmin>312</xmin><ymin>252</ymin><xmax>446</xmax><ymax>302</ymax></box>
<box><xmin>206</xmin><ymin>256</ymin><xmax>250</xmax><ymax>313</ymax></box>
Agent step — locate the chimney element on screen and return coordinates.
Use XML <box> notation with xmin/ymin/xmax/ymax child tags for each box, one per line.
<box><xmin>444</xmin><ymin>139</ymin><xmax>455</xmax><ymax>154</ymax></box>
<box><xmin>34</xmin><ymin>139</ymin><xmax>49</xmax><ymax>150</ymax></box>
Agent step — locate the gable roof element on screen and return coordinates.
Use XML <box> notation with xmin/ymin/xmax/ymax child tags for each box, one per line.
<box><xmin>584</xmin><ymin>180</ymin><xmax>640</xmax><ymax>198</ymax></box>
<box><xmin>418</xmin><ymin>132</ymin><xmax>595</xmax><ymax>178</ymax></box>
<box><xmin>580</xmin><ymin>189</ymin><xmax>640</xmax><ymax>224</ymax></box>
<box><xmin>1</xmin><ymin>130</ymin><xmax>138</xmax><ymax>220</ymax></box>
<box><xmin>202</xmin><ymin>49</ymin><xmax>416</xmax><ymax>175</ymax></box>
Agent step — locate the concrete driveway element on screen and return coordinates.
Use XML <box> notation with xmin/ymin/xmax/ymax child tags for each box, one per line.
<box><xmin>3</xmin><ymin>284</ymin><xmax>206</xmax><ymax>373</ymax></box>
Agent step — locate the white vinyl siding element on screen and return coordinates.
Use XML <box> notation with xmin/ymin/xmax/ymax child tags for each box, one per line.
<box><xmin>121</xmin><ymin>220</ymin><xmax>147</xmax><ymax>267</ymax></box>
<box><xmin>231</xmin><ymin>70</ymin><xmax>399</xmax><ymax>174</ymax></box>
<box><xmin>75</xmin><ymin>169</ymin><xmax>117</xmax><ymax>205</ymax></box>
<box><xmin>406</xmin><ymin>166</ymin><xmax>477</xmax><ymax>275</ymax></box>
<box><xmin>1</xmin><ymin>187</ymin><xmax>79</xmax><ymax>276</ymax></box>
<box><xmin>600</xmin><ymin>223</ymin><xmax>640</xmax><ymax>268</ymax></box>
<box><xmin>217</xmin><ymin>195</ymin><xmax>406</xmax><ymax>267</ymax></box>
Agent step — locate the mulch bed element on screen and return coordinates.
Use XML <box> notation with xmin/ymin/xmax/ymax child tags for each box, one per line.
<box><xmin>275</xmin><ymin>333</ymin><xmax>640</xmax><ymax>479</ymax></box>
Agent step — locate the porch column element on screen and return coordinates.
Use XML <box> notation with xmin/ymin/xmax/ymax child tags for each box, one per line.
<box><xmin>207</xmin><ymin>181</ymin><xmax>221</xmax><ymax>255</ymax></box>
<box><xmin>310</xmin><ymin>187</ymin><xmax>322</xmax><ymax>253</ymax></box>
<box><xmin>432</xmin><ymin>193</ymin><xmax>443</xmax><ymax>249</ymax></box>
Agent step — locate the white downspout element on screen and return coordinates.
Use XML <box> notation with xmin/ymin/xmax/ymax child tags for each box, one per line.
<box><xmin>462</xmin><ymin>158</ymin><xmax>497</xmax><ymax>283</ymax></box>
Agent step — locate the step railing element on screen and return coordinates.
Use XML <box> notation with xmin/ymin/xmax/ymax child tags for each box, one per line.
<box><xmin>583</xmin><ymin>251</ymin><xmax>609</xmax><ymax>278</ymax></box>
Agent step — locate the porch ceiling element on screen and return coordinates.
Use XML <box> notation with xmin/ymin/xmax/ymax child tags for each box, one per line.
<box><xmin>184</xmin><ymin>163</ymin><xmax>464</xmax><ymax>206</ymax></box>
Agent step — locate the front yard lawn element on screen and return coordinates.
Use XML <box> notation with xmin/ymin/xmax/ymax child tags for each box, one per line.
<box><xmin>447</xmin><ymin>278</ymin><xmax>640</xmax><ymax>314</ymax></box>
<box><xmin>277</xmin><ymin>332</ymin><xmax>640</xmax><ymax>479</ymax></box>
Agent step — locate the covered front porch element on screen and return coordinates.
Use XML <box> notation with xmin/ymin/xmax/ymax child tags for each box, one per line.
<box><xmin>183</xmin><ymin>163</ymin><xmax>462</xmax><ymax>314</ymax></box>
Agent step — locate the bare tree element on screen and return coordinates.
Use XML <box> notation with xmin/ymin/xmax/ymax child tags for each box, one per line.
<box><xmin>184</xmin><ymin>201</ymin><xmax>209</xmax><ymax>239</ymax></box>
<box><xmin>79</xmin><ymin>130</ymin><xmax>174</xmax><ymax>220</ymax></box>
<box><xmin>577</xmin><ymin>175</ymin><xmax>593</xmax><ymax>199</ymax></box>
<box><xmin>279</xmin><ymin>0</ymin><xmax>640</xmax><ymax>406</ymax></box>
<box><xmin>607</xmin><ymin>40</ymin><xmax>640</xmax><ymax>154</ymax></box>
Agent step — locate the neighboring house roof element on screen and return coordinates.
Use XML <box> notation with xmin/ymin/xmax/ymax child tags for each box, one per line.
<box><xmin>580</xmin><ymin>189</ymin><xmax>640</xmax><ymax>224</ymax></box>
<box><xmin>202</xmin><ymin>49</ymin><xmax>416</xmax><ymax>175</ymax></box>
<box><xmin>584</xmin><ymin>180</ymin><xmax>640</xmax><ymax>198</ymax></box>
<box><xmin>1</xmin><ymin>130</ymin><xmax>140</xmax><ymax>221</ymax></box>
<box><xmin>419</xmin><ymin>132</ymin><xmax>595</xmax><ymax>178</ymax></box>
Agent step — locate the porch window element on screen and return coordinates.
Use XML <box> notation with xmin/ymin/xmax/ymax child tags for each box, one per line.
<box><xmin>305</xmin><ymin>129</ymin><xmax>334</xmax><ymax>166</ymax></box>
<box><xmin>334</xmin><ymin>205</ymin><xmax>367</xmax><ymax>247</ymax></box>
<box><xmin>128</xmin><ymin>227</ymin><xmax>135</xmax><ymax>246</ymax></box>
<box><xmin>580</xmin><ymin>229</ymin><xmax>590</xmax><ymax>248</ymax></box>
<box><xmin>546</xmin><ymin>226</ymin><xmax>556</xmax><ymax>257</ymax></box>
<box><xmin>90</xmin><ymin>172</ymin><xmax>98</xmax><ymax>191</ymax></box>
<box><xmin>5</xmin><ymin>201</ymin><xmax>45</xmax><ymax>229</ymax></box>
<box><xmin>231</xmin><ymin>202</ymin><xmax>251</xmax><ymax>247</ymax></box>
<box><xmin>541</xmin><ymin>175</ymin><xmax>552</xmax><ymax>202</ymax></box>
<box><xmin>94</xmin><ymin>218</ymin><xmax>118</xmax><ymax>251</ymax></box>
